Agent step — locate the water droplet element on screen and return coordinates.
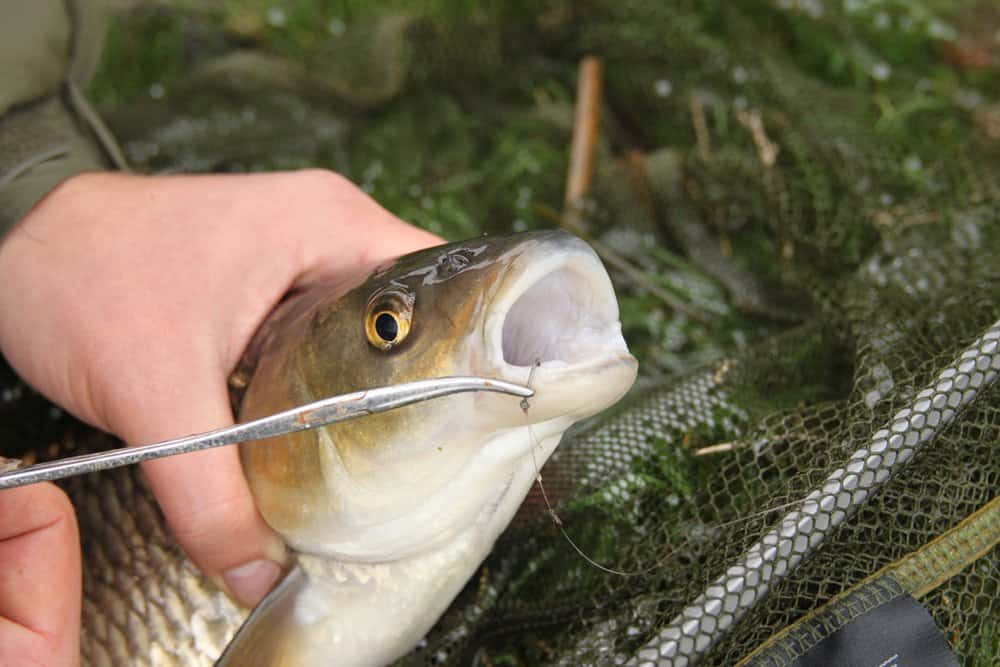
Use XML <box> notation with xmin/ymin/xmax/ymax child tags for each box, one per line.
<box><xmin>731</xmin><ymin>65</ymin><xmax>748</xmax><ymax>84</ymax></box>
<box><xmin>421</xmin><ymin>196</ymin><xmax>434</xmax><ymax>210</ymax></box>
<box><xmin>362</xmin><ymin>161</ymin><xmax>383</xmax><ymax>181</ymax></box>
<box><xmin>327</xmin><ymin>18</ymin><xmax>346</xmax><ymax>36</ymax></box>
<box><xmin>926</xmin><ymin>19</ymin><xmax>957</xmax><ymax>41</ymax></box>
<box><xmin>148</xmin><ymin>82</ymin><xmax>165</xmax><ymax>99</ymax></box>
<box><xmin>953</xmin><ymin>89</ymin><xmax>983</xmax><ymax>110</ymax></box>
<box><xmin>871</xmin><ymin>62</ymin><xmax>892</xmax><ymax>81</ymax></box>
<box><xmin>903</xmin><ymin>155</ymin><xmax>923</xmax><ymax>173</ymax></box>
<box><xmin>266</xmin><ymin>7</ymin><xmax>287</xmax><ymax>27</ymax></box>
<box><xmin>515</xmin><ymin>186</ymin><xmax>532</xmax><ymax>209</ymax></box>
<box><xmin>801</xmin><ymin>0</ymin><xmax>823</xmax><ymax>18</ymax></box>
<box><xmin>873</xmin><ymin>11</ymin><xmax>891</xmax><ymax>29</ymax></box>
<box><xmin>653</xmin><ymin>79</ymin><xmax>672</xmax><ymax>98</ymax></box>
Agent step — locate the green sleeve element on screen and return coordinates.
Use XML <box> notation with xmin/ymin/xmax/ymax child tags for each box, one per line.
<box><xmin>0</xmin><ymin>0</ymin><xmax>127</xmax><ymax>237</ymax></box>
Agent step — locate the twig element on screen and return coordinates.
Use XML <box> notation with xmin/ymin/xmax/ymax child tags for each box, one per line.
<box><xmin>564</xmin><ymin>55</ymin><xmax>603</xmax><ymax>230</ymax></box>
<box><xmin>689</xmin><ymin>93</ymin><xmax>712</xmax><ymax>161</ymax></box>
<box><xmin>693</xmin><ymin>441</ymin><xmax>743</xmax><ymax>457</ymax></box>
<box><xmin>736</xmin><ymin>109</ymin><xmax>779</xmax><ymax>167</ymax></box>
<box><xmin>558</xmin><ymin>57</ymin><xmax>710</xmax><ymax>325</ymax></box>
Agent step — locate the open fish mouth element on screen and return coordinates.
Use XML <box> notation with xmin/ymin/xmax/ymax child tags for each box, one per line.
<box><xmin>485</xmin><ymin>234</ymin><xmax>636</xmax><ymax>420</ymax></box>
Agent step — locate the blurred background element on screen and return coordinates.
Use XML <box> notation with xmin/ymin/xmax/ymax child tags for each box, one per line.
<box><xmin>88</xmin><ymin>0</ymin><xmax>1000</xmax><ymax>377</ymax></box>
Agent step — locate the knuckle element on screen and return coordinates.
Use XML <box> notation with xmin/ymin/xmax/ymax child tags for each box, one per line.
<box><xmin>298</xmin><ymin>168</ymin><xmax>352</xmax><ymax>195</ymax></box>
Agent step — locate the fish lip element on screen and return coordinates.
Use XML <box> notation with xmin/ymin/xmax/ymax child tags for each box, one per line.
<box><xmin>483</xmin><ymin>236</ymin><xmax>634</xmax><ymax>383</ymax></box>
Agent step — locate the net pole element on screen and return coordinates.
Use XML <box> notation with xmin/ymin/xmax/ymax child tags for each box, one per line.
<box><xmin>629</xmin><ymin>319</ymin><xmax>1000</xmax><ymax>666</ymax></box>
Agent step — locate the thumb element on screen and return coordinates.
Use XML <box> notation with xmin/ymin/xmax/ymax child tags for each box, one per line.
<box><xmin>116</xmin><ymin>375</ymin><xmax>287</xmax><ymax>609</ymax></box>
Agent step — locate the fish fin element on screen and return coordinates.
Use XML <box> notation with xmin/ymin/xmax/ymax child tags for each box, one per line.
<box><xmin>215</xmin><ymin>565</ymin><xmax>311</xmax><ymax>667</ymax></box>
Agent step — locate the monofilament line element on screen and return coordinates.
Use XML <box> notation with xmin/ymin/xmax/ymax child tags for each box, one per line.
<box><xmin>521</xmin><ymin>359</ymin><xmax>637</xmax><ymax>577</ymax></box>
<box><xmin>518</xmin><ymin>362</ymin><xmax>865</xmax><ymax>580</ymax></box>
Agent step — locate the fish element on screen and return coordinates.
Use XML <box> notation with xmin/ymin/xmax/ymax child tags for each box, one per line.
<box><xmin>65</xmin><ymin>230</ymin><xmax>637</xmax><ymax>665</ymax></box>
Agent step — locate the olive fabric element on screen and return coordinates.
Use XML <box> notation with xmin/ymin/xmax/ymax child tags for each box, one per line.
<box><xmin>0</xmin><ymin>0</ymin><xmax>124</xmax><ymax>237</ymax></box>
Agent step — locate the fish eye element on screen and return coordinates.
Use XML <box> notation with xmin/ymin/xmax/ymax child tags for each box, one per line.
<box><xmin>375</xmin><ymin>312</ymin><xmax>399</xmax><ymax>341</ymax></box>
<box><xmin>365</xmin><ymin>293</ymin><xmax>412</xmax><ymax>350</ymax></box>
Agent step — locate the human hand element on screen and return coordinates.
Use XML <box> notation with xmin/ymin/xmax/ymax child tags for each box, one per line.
<box><xmin>0</xmin><ymin>483</ymin><xmax>80</xmax><ymax>666</ymax></box>
<box><xmin>0</xmin><ymin>171</ymin><xmax>442</xmax><ymax>622</ymax></box>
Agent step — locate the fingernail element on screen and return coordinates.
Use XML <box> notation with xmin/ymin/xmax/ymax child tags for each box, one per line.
<box><xmin>265</xmin><ymin>535</ymin><xmax>289</xmax><ymax>566</ymax></box>
<box><xmin>223</xmin><ymin>559</ymin><xmax>283</xmax><ymax>607</ymax></box>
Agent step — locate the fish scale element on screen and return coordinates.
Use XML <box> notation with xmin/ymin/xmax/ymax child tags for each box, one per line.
<box><xmin>62</xmin><ymin>437</ymin><xmax>245</xmax><ymax>666</ymax></box>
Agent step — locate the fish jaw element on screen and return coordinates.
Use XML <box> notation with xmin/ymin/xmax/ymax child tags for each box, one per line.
<box><xmin>479</xmin><ymin>230</ymin><xmax>637</xmax><ymax>431</ymax></box>
<box><xmin>470</xmin><ymin>232</ymin><xmax>639</xmax><ymax>541</ymax></box>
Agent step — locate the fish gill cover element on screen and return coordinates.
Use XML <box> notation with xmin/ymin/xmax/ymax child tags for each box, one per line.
<box><xmin>1</xmin><ymin>0</ymin><xmax>997</xmax><ymax>665</ymax></box>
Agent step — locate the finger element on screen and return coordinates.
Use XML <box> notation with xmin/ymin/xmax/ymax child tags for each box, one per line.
<box><xmin>294</xmin><ymin>171</ymin><xmax>444</xmax><ymax>287</ymax></box>
<box><xmin>0</xmin><ymin>483</ymin><xmax>80</xmax><ymax>666</ymax></box>
<box><xmin>125</xmin><ymin>379</ymin><xmax>287</xmax><ymax>609</ymax></box>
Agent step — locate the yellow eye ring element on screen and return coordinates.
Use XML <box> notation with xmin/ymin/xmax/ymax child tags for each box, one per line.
<box><xmin>365</xmin><ymin>301</ymin><xmax>412</xmax><ymax>350</ymax></box>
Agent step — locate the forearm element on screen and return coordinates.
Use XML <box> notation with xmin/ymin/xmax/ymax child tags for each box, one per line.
<box><xmin>0</xmin><ymin>0</ymin><xmax>124</xmax><ymax>237</ymax></box>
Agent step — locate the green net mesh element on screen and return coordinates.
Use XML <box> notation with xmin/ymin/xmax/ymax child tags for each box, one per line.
<box><xmin>3</xmin><ymin>1</ymin><xmax>999</xmax><ymax>665</ymax></box>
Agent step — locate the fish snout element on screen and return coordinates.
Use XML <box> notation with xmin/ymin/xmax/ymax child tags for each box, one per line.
<box><xmin>482</xmin><ymin>234</ymin><xmax>638</xmax><ymax>426</ymax></box>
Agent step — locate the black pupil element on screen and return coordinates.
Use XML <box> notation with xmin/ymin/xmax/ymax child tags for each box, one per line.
<box><xmin>375</xmin><ymin>313</ymin><xmax>399</xmax><ymax>342</ymax></box>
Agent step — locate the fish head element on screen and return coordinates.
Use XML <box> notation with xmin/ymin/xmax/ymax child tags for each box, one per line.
<box><xmin>238</xmin><ymin>230</ymin><xmax>637</xmax><ymax>561</ymax></box>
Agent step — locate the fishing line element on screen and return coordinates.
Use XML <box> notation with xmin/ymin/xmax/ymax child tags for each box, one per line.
<box><xmin>709</xmin><ymin>497</ymin><xmax>830</xmax><ymax>531</ymax></box>
<box><xmin>521</xmin><ymin>359</ymin><xmax>640</xmax><ymax>577</ymax></box>
<box><xmin>519</xmin><ymin>362</ymin><xmax>833</xmax><ymax>576</ymax></box>
<box><xmin>525</xmin><ymin>422</ymin><xmax>639</xmax><ymax>577</ymax></box>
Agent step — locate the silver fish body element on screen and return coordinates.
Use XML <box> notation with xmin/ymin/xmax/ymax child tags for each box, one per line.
<box><xmin>67</xmin><ymin>231</ymin><xmax>637</xmax><ymax>665</ymax></box>
<box><xmin>67</xmin><ymin>446</ymin><xmax>244</xmax><ymax>666</ymax></box>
